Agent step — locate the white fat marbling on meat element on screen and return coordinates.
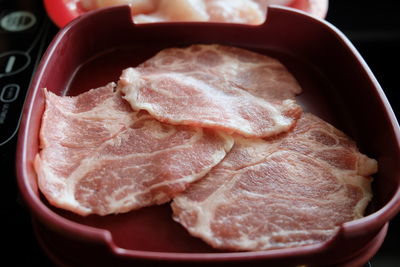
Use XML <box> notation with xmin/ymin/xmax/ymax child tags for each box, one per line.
<box><xmin>118</xmin><ymin>44</ymin><xmax>302</xmax><ymax>138</ymax></box>
<box><xmin>172</xmin><ymin>113</ymin><xmax>376</xmax><ymax>251</ymax></box>
<box><xmin>35</xmin><ymin>84</ymin><xmax>233</xmax><ymax>216</ymax></box>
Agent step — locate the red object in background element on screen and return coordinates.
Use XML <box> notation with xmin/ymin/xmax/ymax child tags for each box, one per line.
<box><xmin>43</xmin><ymin>0</ymin><xmax>329</xmax><ymax>28</ymax></box>
<box><xmin>16</xmin><ymin>5</ymin><xmax>400</xmax><ymax>266</ymax></box>
<box><xmin>43</xmin><ymin>0</ymin><xmax>79</xmax><ymax>28</ymax></box>
<box><xmin>290</xmin><ymin>0</ymin><xmax>328</xmax><ymax>18</ymax></box>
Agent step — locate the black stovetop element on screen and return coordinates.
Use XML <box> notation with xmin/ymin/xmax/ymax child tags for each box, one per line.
<box><xmin>0</xmin><ymin>0</ymin><xmax>399</xmax><ymax>266</ymax></box>
<box><xmin>0</xmin><ymin>0</ymin><xmax>55</xmax><ymax>266</ymax></box>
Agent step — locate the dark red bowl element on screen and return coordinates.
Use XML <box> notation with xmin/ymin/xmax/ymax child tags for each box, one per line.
<box><xmin>43</xmin><ymin>0</ymin><xmax>329</xmax><ymax>28</ymax></box>
<box><xmin>16</xmin><ymin>5</ymin><xmax>400</xmax><ymax>267</ymax></box>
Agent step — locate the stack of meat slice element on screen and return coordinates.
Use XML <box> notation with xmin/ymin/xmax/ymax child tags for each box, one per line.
<box><xmin>80</xmin><ymin>0</ymin><xmax>298</xmax><ymax>25</ymax></box>
<box><xmin>79</xmin><ymin>0</ymin><xmax>327</xmax><ymax>24</ymax></box>
<box><xmin>35</xmin><ymin>44</ymin><xmax>377</xmax><ymax>251</ymax></box>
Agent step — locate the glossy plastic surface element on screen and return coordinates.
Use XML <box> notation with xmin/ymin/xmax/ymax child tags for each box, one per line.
<box><xmin>43</xmin><ymin>0</ymin><xmax>329</xmax><ymax>28</ymax></box>
<box><xmin>16</xmin><ymin>5</ymin><xmax>400</xmax><ymax>266</ymax></box>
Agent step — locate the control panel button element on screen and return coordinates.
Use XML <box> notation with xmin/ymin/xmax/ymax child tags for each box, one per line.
<box><xmin>1</xmin><ymin>84</ymin><xmax>20</xmax><ymax>103</ymax></box>
<box><xmin>1</xmin><ymin>11</ymin><xmax>36</xmax><ymax>32</ymax></box>
<box><xmin>0</xmin><ymin>51</ymin><xmax>30</xmax><ymax>78</ymax></box>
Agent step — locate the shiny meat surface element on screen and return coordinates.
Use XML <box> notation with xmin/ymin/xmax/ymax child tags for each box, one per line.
<box><xmin>35</xmin><ymin>83</ymin><xmax>233</xmax><ymax>216</ymax></box>
<box><xmin>119</xmin><ymin>44</ymin><xmax>302</xmax><ymax>138</ymax></box>
<box><xmin>171</xmin><ymin>113</ymin><xmax>377</xmax><ymax>251</ymax></box>
<box><xmin>80</xmin><ymin>0</ymin><xmax>274</xmax><ymax>24</ymax></box>
<box><xmin>78</xmin><ymin>0</ymin><xmax>328</xmax><ymax>23</ymax></box>
<box><xmin>133</xmin><ymin>0</ymin><xmax>267</xmax><ymax>24</ymax></box>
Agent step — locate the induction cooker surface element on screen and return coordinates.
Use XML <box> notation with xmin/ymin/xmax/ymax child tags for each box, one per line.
<box><xmin>1</xmin><ymin>0</ymin><xmax>398</xmax><ymax>266</ymax></box>
<box><xmin>1</xmin><ymin>0</ymin><xmax>56</xmax><ymax>266</ymax></box>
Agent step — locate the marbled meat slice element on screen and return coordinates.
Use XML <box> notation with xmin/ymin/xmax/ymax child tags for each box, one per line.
<box><xmin>79</xmin><ymin>0</ymin><xmax>327</xmax><ymax>24</ymax></box>
<box><xmin>118</xmin><ymin>44</ymin><xmax>302</xmax><ymax>138</ymax></box>
<box><xmin>171</xmin><ymin>113</ymin><xmax>377</xmax><ymax>251</ymax></box>
<box><xmin>132</xmin><ymin>0</ymin><xmax>267</xmax><ymax>24</ymax></box>
<box><xmin>34</xmin><ymin>83</ymin><xmax>234</xmax><ymax>216</ymax></box>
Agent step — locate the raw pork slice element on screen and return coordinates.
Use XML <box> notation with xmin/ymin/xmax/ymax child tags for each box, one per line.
<box><xmin>79</xmin><ymin>0</ymin><xmax>327</xmax><ymax>24</ymax></box>
<box><xmin>118</xmin><ymin>44</ymin><xmax>302</xmax><ymax>138</ymax></box>
<box><xmin>171</xmin><ymin>113</ymin><xmax>377</xmax><ymax>251</ymax></box>
<box><xmin>34</xmin><ymin>83</ymin><xmax>233</xmax><ymax>216</ymax></box>
<box><xmin>133</xmin><ymin>0</ymin><xmax>267</xmax><ymax>24</ymax></box>
<box><xmin>80</xmin><ymin>0</ymin><xmax>267</xmax><ymax>24</ymax></box>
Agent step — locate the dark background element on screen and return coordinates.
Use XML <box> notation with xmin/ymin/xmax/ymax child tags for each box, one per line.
<box><xmin>1</xmin><ymin>0</ymin><xmax>399</xmax><ymax>266</ymax></box>
<box><xmin>326</xmin><ymin>1</ymin><xmax>400</xmax><ymax>266</ymax></box>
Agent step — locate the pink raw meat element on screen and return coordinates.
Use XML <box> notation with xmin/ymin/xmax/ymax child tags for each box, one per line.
<box><xmin>172</xmin><ymin>113</ymin><xmax>377</xmax><ymax>251</ymax></box>
<box><xmin>119</xmin><ymin>44</ymin><xmax>302</xmax><ymax>138</ymax></box>
<box><xmin>35</xmin><ymin>83</ymin><xmax>233</xmax><ymax>216</ymax></box>
<box><xmin>133</xmin><ymin>0</ymin><xmax>268</xmax><ymax>24</ymax></box>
